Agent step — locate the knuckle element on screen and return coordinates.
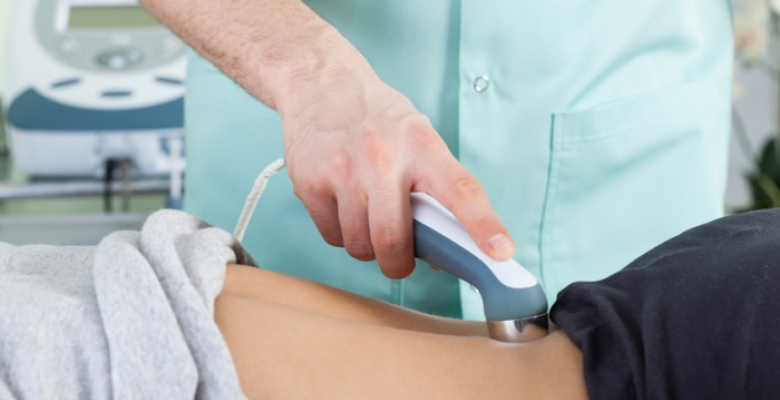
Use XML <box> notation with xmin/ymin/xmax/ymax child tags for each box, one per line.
<box><xmin>473</xmin><ymin>215</ymin><xmax>498</xmax><ymax>234</ymax></box>
<box><xmin>413</xmin><ymin>131</ymin><xmax>445</xmax><ymax>153</ymax></box>
<box><xmin>292</xmin><ymin>184</ymin><xmax>303</xmax><ymax>200</ymax></box>
<box><xmin>358</xmin><ymin>119</ymin><xmax>382</xmax><ymax>137</ymax></box>
<box><xmin>402</xmin><ymin>117</ymin><xmax>443</xmax><ymax>151</ymax></box>
<box><xmin>345</xmin><ymin>241</ymin><xmax>375</xmax><ymax>261</ymax></box>
<box><xmin>322</xmin><ymin>234</ymin><xmax>344</xmax><ymax>248</ymax></box>
<box><xmin>312</xmin><ymin>218</ymin><xmax>342</xmax><ymax>246</ymax></box>
<box><xmin>307</xmin><ymin>207</ymin><xmax>336</xmax><ymax>226</ymax></box>
<box><xmin>362</xmin><ymin>133</ymin><xmax>395</xmax><ymax>171</ymax></box>
<box><xmin>379</xmin><ymin>260</ymin><xmax>415</xmax><ymax>279</ymax></box>
<box><xmin>451</xmin><ymin>175</ymin><xmax>485</xmax><ymax>200</ymax></box>
<box><xmin>400</xmin><ymin>114</ymin><xmax>431</xmax><ymax>133</ymax></box>
<box><xmin>374</xmin><ymin>231</ymin><xmax>407</xmax><ymax>255</ymax></box>
<box><xmin>328</xmin><ymin>153</ymin><xmax>353</xmax><ymax>181</ymax></box>
<box><xmin>300</xmin><ymin>175</ymin><xmax>331</xmax><ymax>198</ymax></box>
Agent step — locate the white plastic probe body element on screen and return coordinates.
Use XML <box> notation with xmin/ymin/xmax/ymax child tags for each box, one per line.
<box><xmin>410</xmin><ymin>192</ymin><xmax>548</xmax><ymax>323</ymax></box>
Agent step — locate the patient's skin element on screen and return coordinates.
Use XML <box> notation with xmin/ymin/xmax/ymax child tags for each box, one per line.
<box><xmin>215</xmin><ymin>264</ymin><xmax>589</xmax><ymax>400</ymax></box>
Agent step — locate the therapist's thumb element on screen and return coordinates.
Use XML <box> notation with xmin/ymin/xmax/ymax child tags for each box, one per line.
<box><xmin>425</xmin><ymin>164</ymin><xmax>515</xmax><ymax>261</ymax></box>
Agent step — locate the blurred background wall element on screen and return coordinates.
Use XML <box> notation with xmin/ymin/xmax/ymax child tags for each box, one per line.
<box><xmin>0</xmin><ymin>0</ymin><xmax>14</xmax><ymax>93</ymax></box>
<box><xmin>730</xmin><ymin>0</ymin><xmax>780</xmax><ymax>210</ymax></box>
<box><xmin>0</xmin><ymin>0</ymin><xmax>777</xmax><ymax>214</ymax></box>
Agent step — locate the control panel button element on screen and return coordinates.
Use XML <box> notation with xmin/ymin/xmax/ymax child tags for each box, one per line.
<box><xmin>155</xmin><ymin>76</ymin><xmax>184</xmax><ymax>85</ymax></box>
<box><xmin>110</xmin><ymin>33</ymin><xmax>133</xmax><ymax>46</ymax></box>
<box><xmin>58</xmin><ymin>37</ymin><xmax>83</xmax><ymax>58</ymax></box>
<box><xmin>50</xmin><ymin>77</ymin><xmax>82</xmax><ymax>89</ymax></box>
<box><xmin>95</xmin><ymin>48</ymin><xmax>144</xmax><ymax>70</ymax></box>
<box><xmin>101</xmin><ymin>89</ymin><xmax>133</xmax><ymax>98</ymax></box>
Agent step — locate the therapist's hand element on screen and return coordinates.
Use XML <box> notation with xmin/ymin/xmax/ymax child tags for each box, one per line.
<box><xmin>279</xmin><ymin>68</ymin><xmax>515</xmax><ymax>278</ymax></box>
<box><xmin>139</xmin><ymin>0</ymin><xmax>514</xmax><ymax>277</ymax></box>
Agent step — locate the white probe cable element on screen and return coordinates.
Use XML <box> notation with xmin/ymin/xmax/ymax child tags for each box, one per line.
<box><xmin>233</xmin><ymin>157</ymin><xmax>286</xmax><ymax>242</ymax></box>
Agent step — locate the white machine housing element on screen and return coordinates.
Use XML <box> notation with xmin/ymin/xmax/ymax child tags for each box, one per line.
<box><xmin>3</xmin><ymin>0</ymin><xmax>186</xmax><ymax>177</ymax></box>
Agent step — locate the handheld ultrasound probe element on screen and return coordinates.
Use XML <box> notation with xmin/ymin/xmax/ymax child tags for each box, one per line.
<box><xmin>233</xmin><ymin>160</ymin><xmax>548</xmax><ymax>343</ymax></box>
<box><xmin>411</xmin><ymin>192</ymin><xmax>549</xmax><ymax>343</ymax></box>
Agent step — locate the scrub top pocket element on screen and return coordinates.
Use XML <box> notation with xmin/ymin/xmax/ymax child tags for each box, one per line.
<box><xmin>540</xmin><ymin>79</ymin><xmax>731</xmax><ymax>300</ymax></box>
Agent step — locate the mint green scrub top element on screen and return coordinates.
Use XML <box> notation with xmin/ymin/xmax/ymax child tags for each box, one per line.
<box><xmin>185</xmin><ymin>1</ymin><xmax>734</xmax><ymax>320</ymax></box>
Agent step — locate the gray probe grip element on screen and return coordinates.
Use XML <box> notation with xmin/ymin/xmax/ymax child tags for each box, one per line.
<box><xmin>410</xmin><ymin>193</ymin><xmax>548</xmax><ymax>321</ymax></box>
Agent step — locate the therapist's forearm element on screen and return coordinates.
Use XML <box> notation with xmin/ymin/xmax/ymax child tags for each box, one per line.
<box><xmin>139</xmin><ymin>0</ymin><xmax>374</xmax><ymax>110</ymax></box>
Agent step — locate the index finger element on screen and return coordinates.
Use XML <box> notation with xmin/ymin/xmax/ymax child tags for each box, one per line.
<box><xmin>419</xmin><ymin>159</ymin><xmax>515</xmax><ymax>261</ymax></box>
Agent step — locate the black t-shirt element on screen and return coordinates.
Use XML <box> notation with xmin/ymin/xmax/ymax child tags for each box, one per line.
<box><xmin>551</xmin><ymin>209</ymin><xmax>780</xmax><ymax>400</ymax></box>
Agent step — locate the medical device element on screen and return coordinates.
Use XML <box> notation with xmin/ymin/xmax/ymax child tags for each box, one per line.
<box><xmin>3</xmin><ymin>0</ymin><xmax>186</xmax><ymax>177</ymax></box>
<box><xmin>410</xmin><ymin>193</ymin><xmax>548</xmax><ymax>343</ymax></box>
<box><xmin>233</xmin><ymin>158</ymin><xmax>549</xmax><ymax>343</ymax></box>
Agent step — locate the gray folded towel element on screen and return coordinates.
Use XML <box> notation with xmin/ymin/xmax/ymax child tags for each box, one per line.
<box><xmin>0</xmin><ymin>210</ymin><xmax>255</xmax><ymax>399</ymax></box>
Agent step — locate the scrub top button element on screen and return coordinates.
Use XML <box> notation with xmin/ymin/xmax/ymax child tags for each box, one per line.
<box><xmin>473</xmin><ymin>76</ymin><xmax>490</xmax><ymax>93</ymax></box>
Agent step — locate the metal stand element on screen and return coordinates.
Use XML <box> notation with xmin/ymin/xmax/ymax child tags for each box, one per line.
<box><xmin>0</xmin><ymin>178</ymin><xmax>169</xmax><ymax>202</ymax></box>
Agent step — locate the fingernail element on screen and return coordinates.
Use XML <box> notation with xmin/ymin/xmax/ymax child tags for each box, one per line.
<box><xmin>489</xmin><ymin>234</ymin><xmax>514</xmax><ymax>259</ymax></box>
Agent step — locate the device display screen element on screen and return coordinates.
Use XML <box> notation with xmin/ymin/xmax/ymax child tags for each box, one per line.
<box><xmin>68</xmin><ymin>6</ymin><xmax>159</xmax><ymax>29</ymax></box>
